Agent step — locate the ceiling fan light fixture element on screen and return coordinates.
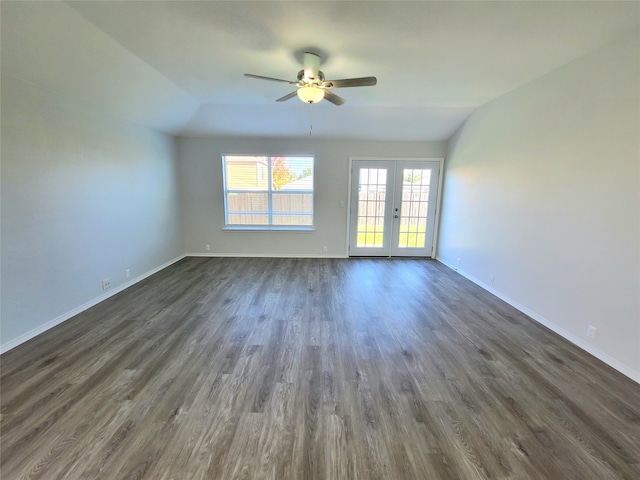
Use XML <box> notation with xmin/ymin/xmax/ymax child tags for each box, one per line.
<box><xmin>297</xmin><ymin>86</ymin><xmax>324</xmax><ymax>104</ymax></box>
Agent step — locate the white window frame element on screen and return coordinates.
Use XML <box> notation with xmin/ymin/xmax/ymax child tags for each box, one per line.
<box><xmin>222</xmin><ymin>154</ymin><xmax>315</xmax><ymax>231</ymax></box>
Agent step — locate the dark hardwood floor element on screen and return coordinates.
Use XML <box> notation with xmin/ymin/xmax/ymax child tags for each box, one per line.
<box><xmin>1</xmin><ymin>257</ymin><xmax>639</xmax><ymax>479</ymax></box>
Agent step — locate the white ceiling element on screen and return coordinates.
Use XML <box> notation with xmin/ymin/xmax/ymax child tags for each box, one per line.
<box><xmin>2</xmin><ymin>1</ymin><xmax>638</xmax><ymax>141</ymax></box>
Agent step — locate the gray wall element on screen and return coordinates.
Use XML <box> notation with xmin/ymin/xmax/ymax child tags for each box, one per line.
<box><xmin>438</xmin><ymin>33</ymin><xmax>640</xmax><ymax>381</ymax></box>
<box><xmin>1</xmin><ymin>75</ymin><xmax>183</xmax><ymax>349</ymax></box>
<box><xmin>177</xmin><ymin>137</ymin><xmax>446</xmax><ymax>257</ymax></box>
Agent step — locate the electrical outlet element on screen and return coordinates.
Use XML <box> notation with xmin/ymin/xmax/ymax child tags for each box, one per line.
<box><xmin>586</xmin><ymin>325</ymin><xmax>598</xmax><ymax>340</ymax></box>
<box><xmin>101</xmin><ymin>278</ymin><xmax>111</xmax><ymax>290</ymax></box>
<box><xmin>323</xmin><ymin>246</ymin><xmax>328</xmax><ymax>253</ymax></box>
<box><xmin>205</xmin><ymin>244</ymin><xmax>211</xmax><ymax>251</ymax></box>
<box><xmin>489</xmin><ymin>275</ymin><xmax>495</xmax><ymax>285</ymax></box>
<box><xmin>125</xmin><ymin>269</ymin><xmax>130</xmax><ymax>279</ymax></box>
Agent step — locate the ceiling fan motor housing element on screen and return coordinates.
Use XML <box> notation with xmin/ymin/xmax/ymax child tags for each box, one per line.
<box><xmin>302</xmin><ymin>52</ymin><xmax>321</xmax><ymax>81</ymax></box>
<box><xmin>297</xmin><ymin>69</ymin><xmax>325</xmax><ymax>85</ymax></box>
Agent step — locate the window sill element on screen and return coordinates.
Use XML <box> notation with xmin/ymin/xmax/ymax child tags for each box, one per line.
<box><xmin>223</xmin><ymin>226</ymin><xmax>315</xmax><ymax>232</ymax></box>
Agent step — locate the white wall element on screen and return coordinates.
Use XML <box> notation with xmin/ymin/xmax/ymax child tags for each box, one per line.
<box><xmin>177</xmin><ymin>137</ymin><xmax>446</xmax><ymax>257</ymax></box>
<box><xmin>438</xmin><ymin>33</ymin><xmax>640</xmax><ymax>381</ymax></box>
<box><xmin>1</xmin><ymin>75</ymin><xmax>184</xmax><ymax>350</ymax></box>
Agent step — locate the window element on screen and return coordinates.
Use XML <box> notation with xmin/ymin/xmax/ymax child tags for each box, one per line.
<box><xmin>222</xmin><ymin>155</ymin><xmax>314</xmax><ymax>229</ymax></box>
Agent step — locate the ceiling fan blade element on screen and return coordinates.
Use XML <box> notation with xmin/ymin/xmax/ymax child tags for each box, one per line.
<box><xmin>275</xmin><ymin>91</ymin><xmax>298</xmax><ymax>102</ymax></box>
<box><xmin>323</xmin><ymin>90</ymin><xmax>345</xmax><ymax>106</ymax></box>
<box><xmin>324</xmin><ymin>76</ymin><xmax>377</xmax><ymax>88</ymax></box>
<box><xmin>244</xmin><ymin>73</ymin><xmax>297</xmax><ymax>85</ymax></box>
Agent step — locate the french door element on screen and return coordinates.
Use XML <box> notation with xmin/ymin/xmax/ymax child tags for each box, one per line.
<box><xmin>348</xmin><ymin>159</ymin><xmax>440</xmax><ymax>257</ymax></box>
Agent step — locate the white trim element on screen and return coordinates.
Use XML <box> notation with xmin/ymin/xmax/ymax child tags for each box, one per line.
<box><xmin>0</xmin><ymin>255</ymin><xmax>186</xmax><ymax>354</ymax></box>
<box><xmin>187</xmin><ymin>253</ymin><xmax>348</xmax><ymax>259</ymax></box>
<box><xmin>222</xmin><ymin>226</ymin><xmax>315</xmax><ymax>232</ymax></box>
<box><xmin>349</xmin><ymin>156</ymin><xmax>444</xmax><ymax>162</ymax></box>
<box><xmin>437</xmin><ymin>257</ymin><xmax>640</xmax><ymax>384</ymax></box>
<box><xmin>431</xmin><ymin>157</ymin><xmax>445</xmax><ymax>257</ymax></box>
<box><xmin>346</xmin><ymin>157</ymin><xmax>354</xmax><ymax>256</ymax></box>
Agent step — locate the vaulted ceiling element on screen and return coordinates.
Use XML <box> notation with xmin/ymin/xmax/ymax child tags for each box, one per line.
<box><xmin>2</xmin><ymin>1</ymin><xmax>638</xmax><ymax>141</ymax></box>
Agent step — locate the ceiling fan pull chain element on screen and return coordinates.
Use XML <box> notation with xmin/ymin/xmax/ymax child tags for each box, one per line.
<box><xmin>309</xmin><ymin>102</ymin><xmax>313</xmax><ymax>136</ymax></box>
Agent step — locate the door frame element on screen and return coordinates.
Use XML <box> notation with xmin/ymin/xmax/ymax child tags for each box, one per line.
<box><xmin>346</xmin><ymin>156</ymin><xmax>445</xmax><ymax>258</ymax></box>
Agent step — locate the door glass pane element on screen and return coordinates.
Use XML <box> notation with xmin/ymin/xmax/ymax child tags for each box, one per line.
<box><xmin>357</xmin><ymin>168</ymin><xmax>387</xmax><ymax>248</ymax></box>
<box><xmin>398</xmin><ymin>169</ymin><xmax>431</xmax><ymax>249</ymax></box>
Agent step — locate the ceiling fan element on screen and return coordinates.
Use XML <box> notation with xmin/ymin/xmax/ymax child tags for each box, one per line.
<box><xmin>244</xmin><ymin>52</ymin><xmax>377</xmax><ymax>106</ymax></box>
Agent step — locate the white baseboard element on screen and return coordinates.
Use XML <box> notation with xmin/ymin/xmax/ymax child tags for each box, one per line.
<box><xmin>436</xmin><ymin>257</ymin><xmax>640</xmax><ymax>384</ymax></box>
<box><xmin>186</xmin><ymin>252</ymin><xmax>348</xmax><ymax>259</ymax></box>
<box><xmin>0</xmin><ymin>254</ymin><xmax>186</xmax><ymax>355</ymax></box>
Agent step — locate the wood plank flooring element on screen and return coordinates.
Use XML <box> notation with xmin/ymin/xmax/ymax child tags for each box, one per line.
<box><xmin>1</xmin><ymin>257</ymin><xmax>639</xmax><ymax>479</ymax></box>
